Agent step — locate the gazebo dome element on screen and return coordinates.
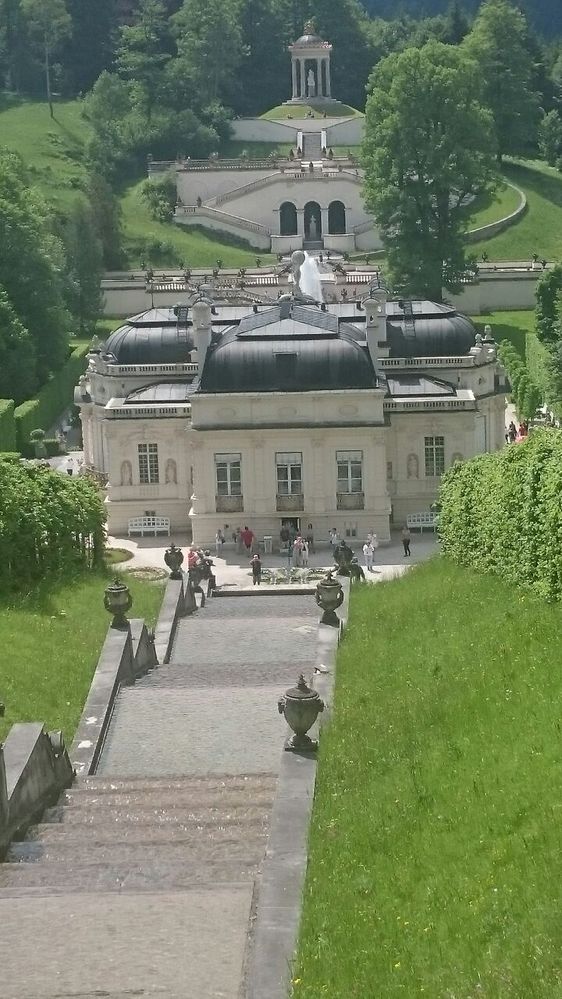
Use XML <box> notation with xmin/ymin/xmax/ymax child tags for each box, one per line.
<box><xmin>293</xmin><ymin>20</ymin><xmax>325</xmax><ymax>46</ymax></box>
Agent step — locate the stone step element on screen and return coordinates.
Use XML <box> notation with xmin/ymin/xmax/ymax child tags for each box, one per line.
<box><xmin>0</xmin><ymin>857</ymin><xmax>262</xmax><ymax>892</ymax></box>
<box><xmin>7</xmin><ymin>833</ymin><xmax>268</xmax><ymax>865</ymax></box>
<box><xmin>75</xmin><ymin>773</ymin><xmax>277</xmax><ymax>794</ymax></box>
<box><xmin>42</xmin><ymin>802</ymin><xmax>271</xmax><ymax>826</ymax></box>
<box><xmin>59</xmin><ymin>785</ymin><xmax>276</xmax><ymax>809</ymax></box>
<box><xmin>24</xmin><ymin>820</ymin><xmax>270</xmax><ymax>846</ymax></box>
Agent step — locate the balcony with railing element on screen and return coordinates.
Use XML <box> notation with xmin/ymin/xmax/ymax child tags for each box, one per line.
<box><xmin>276</xmin><ymin>493</ymin><xmax>304</xmax><ymax>512</ymax></box>
<box><xmin>336</xmin><ymin>492</ymin><xmax>365</xmax><ymax>511</ymax></box>
<box><xmin>215</xmin><ymin>494</ymin><xmax>244</xmax><ymax>513</ymax></box>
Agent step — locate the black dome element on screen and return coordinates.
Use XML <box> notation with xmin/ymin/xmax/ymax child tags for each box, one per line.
<box><xmin>200</xmin><ymin>303</ymin><xmax>376</xmax><ymax>393</ymax></box>
<box><xmin>385</xmin><ymin>301</ymin><xmax>477</xmax><ymax>358</ymax></box>
<box><xmin>295</xmin><ymin>32</ymin><xmax>324</xmax><ymax>45</ymax></box>
<box><xmin>105</xmin><ymin>312</ymin><xmax>194</xmax><ymax>364</ymax></box>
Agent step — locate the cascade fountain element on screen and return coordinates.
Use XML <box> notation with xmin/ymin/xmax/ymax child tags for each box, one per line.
<box><xmin>298</xmin><ymin>252</ymin><xmax>324</xmax><ymax>302</ymax></box>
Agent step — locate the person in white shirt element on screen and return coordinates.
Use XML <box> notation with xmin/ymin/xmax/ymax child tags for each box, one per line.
<box><xmin>362</xmin><ymin>540</ymin><xmax>375</xmax><ymax>572</ymax></box>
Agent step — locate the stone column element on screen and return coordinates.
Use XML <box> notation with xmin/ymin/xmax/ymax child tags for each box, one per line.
<box><xmin>300</xmin><ymin>58</ymin><xmax>306</xmax><ymax>98</ymax></box>
<box><xmin>321</xmin><ymin>206</ymin><xmax>329</xmax><ymax>237</ymax></box>
<box><xmin>316</xmin><ymin>58</ymin><xmax>323</xmax><ymax>97</ymax></box>
<box><xmin>325</xmin><ymin>59</ymin><xmax>331</xmax><ymax>97</ymax></box>
<box><xmin>291</xmin><ymin>58</ymin><xmax>298</xmax><ymax>99</ymax></box>
<box><xmin>296</xmin><ymin>208</ymin><xmax>305</xmax><ymax>237</ymax></box>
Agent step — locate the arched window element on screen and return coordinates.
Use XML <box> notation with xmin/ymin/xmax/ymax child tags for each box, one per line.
<box><xmin>304</xmin><ymin>201</ymin><xmax>322</xmax><ymax>240</ymax></box>
<box><xmin>279</xmin><ymin>201</ymin><xmax>297</xmax><ymax>236</ymax></box>
<box><xmin>328</xmin><ymin>200</ymin><xmax>346</xmax><ymax>234</ymax></box>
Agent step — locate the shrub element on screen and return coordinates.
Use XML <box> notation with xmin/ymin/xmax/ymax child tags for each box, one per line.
<box><xmin>0</xmin><ymin>400</ymin><xmax>16</xmax><ymax>452</ymax></box>
<box><xmin>14</xmin><ymin>344</ymin><xmax>90</xmax><ymax>454</ymax></box>
<box><xmin>439</xmin><ymin>429</ymin><xmax>562</xmax><ymax>601</ymax></box>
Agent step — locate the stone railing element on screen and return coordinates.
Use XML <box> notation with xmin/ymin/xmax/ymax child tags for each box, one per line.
<box><xmin>380</xmin><ymin>356</ymin><xmax>475</xmax><ymax>369</ymax></box>
<box><xmin>336</xmin><ymin>492</ymin><xmax>365</xmax><ymax>510</ymax></box>
<box><xmin>276</xmin><ymin>493</ymin><xmax>304</xmax><ymax>512</ymax></box>
<box><xmin>175</xmin><ymin>205</ymin><xmax>272</xmax><ymax>236</ymax></box>
<box><xmin>384</xmin><ymin>398</ymin><xmax>475</xmax><ymax>412</ymax></box>
<box><xmin>105</xmin><ymin>404</ymin><xmax>192</xmax><ymax>420</ymax></box>
<box><xmin>215</xmin><ymin>494</ymin><xmax>244</xmax><ymax>513</ymax></box>
<box><xmin>109</xmin><ymin>362</ymin><xmax>198</xmax><ymax>376</ymax></box>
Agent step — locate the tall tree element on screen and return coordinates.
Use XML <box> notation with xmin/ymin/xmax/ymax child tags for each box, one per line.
<box><xmin>63</xmin><ymin>198</ymin><xmax>104</xmax><ymax>332</ymax></box>
<box><xmin>116</xmin><ymin>0</ymin><xmax>171</xmax><ymax>120</ymax></box>
<box><xmin>62</xmin><ymin>0</ymin><xmax>117</xmax><ymax>95</ymax></box>
<box><xmin>0</xmin><ymin>287</ymin><xmax>37</xmax><ymax>403</ymax></box>
<box><xmin>0</xmin><ymin>149</ymin><xmax>70</xmax><ymax>379</ymax></box>
<box><xmin>233</xmin><ymin>0</ymin><xmax>293</xmax><ymax>116</ymax></box>
<box><xmin>363</xmin><ymin>41</ymin><xmax>496</xmax><ymax>301</ymax></box>
<box><xmin>463</xmin><ymin>0</ymin><xmax>540</xmax><ymax>163</ymax></box>
<box><xmin>86</xmin><ymin>172</ymin><xmax>125</xmax><ymax>269</ymax></box>
<box><xmin>172</xmin><ymin>0</ymin><xmax>246</xmax><ymax>107</ymax></box>
<box><xmin>20</xmin><ymin>0</ymin><xmax>71</xmax><ymax>116</ymax></box>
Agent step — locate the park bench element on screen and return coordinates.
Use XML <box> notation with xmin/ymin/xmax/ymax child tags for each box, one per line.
<box><xmin>406</xmin><ymin>511</ymin><xmax>438</xmax><ymax>533</ymax></box>
<box><xmin>127</xmin><ymin>516</ymin><xmax>171</xmax><ymax>537</ymax></box>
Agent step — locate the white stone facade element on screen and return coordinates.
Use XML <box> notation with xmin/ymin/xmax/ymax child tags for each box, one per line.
<box><xmin>77</xmin><ymin>299</ymin><xmax>507</xmax><ymax>546</ymax></box>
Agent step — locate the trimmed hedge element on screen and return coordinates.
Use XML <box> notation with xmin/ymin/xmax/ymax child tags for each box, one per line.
<box><xmin>497</xmin><ymin>341</ymin><xmax>542</xmax><ymax>419</ymax></box>
<box><xmin>0</xmin><ymin>400</ymin><xmax>16</xmax><ymax>452</ymax></box>
<box><xmin>14</xmin><ymin>343</ymin><xmax>89</xmax><ymax>453</ymax></box>
<box><xmin>439</xmin><ymin>429</ymin><xmax>562</xmax><ymax>601</ymax></box>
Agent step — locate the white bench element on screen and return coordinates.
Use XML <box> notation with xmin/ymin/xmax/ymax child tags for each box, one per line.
<box><xmin>406</xmin><ymin>512</ymin><xmax>439</xmax><ymax>533</ymax></box>
<box><xmin>127</xmin><ymin>516</ymin><xmax>171</xmax><ymax>537</ymax></box>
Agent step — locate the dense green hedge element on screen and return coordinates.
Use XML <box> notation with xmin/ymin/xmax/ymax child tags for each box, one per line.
<box><xmin>0</xmin><ymin>400</ymin><xmax>16</xmax><ymax>452</ymax></box>
<box><xmin>497</xmin><ymin>341</ymin><xmax>542</xmax><ymax>419</ymax></box>
<box><xmin>439</xmin><ymin>430</ymin><xmax>562</xmax><ymax>601</ymax></box>
<box><xmin>14</xmin><ymin>343</ymin><xmax>89</xmax><ymax>453</ymax></box>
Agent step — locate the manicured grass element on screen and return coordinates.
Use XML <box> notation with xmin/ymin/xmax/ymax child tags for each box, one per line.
<box><xmin>294</xmin><ymin>557</ymin><xmax>562</xmax><ymax>998</ymax></box>
<box><xmin>261</xmin><ymin>103</ymin><xmax>362</xmax><ymax>119</ymax></box>
<box><xmin>121</xmin><ymin>179</ymin><xmax>275</xmax><ymax>267</ymax></box>
<box><xmin>0</xmin><ymin>96</ymin><xmax>90</xmax><ymax>214</ymax></box>
<box><xmin>471</xmin><ymin>160</ymin><xmax>562</xmax><ymax>261</ymax></box>
<box><xmin>465</xmin><ymin>180</ymin><xmax>522</xmax><ymax>230</ymax></box>
<box><xmin>221</xmin><ymin>140</ymin><xmax>293</xmax><ymax>159</ymax></box>
<box><xmin>0</xmin><ymin>570</ymin><xmax>164</xmax><ymax>743</ymax></box>
<box><xmin>94</xmin><ymin>317</ymin><xmax>125</xmax><ymax>338</ymax></box>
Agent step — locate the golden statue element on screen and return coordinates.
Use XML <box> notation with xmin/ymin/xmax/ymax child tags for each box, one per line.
<box><xmin>303</xmin><ymin>19</ymin><xmax>316</xmax><ymax>34</ymax></box>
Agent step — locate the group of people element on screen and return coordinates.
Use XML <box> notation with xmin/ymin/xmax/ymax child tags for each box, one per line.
<box><xmin>506</xmin><ymin>420</ymin><xmax>529</xmax><ymax>444</ymax></box>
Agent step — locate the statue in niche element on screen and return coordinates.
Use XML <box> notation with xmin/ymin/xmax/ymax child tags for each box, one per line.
<box><xmin>120</xmin><ymin>460</ymin><xmax>132</xmax><ymax>486</ymax></box>
<box><xmin>307</xmin><ymin>68</ymin><xmax>316</xmax><ymax>97</ymax></box>
<box><xmin>309</xmin><ymin>213</ymin><xmax>319</xmax><ymax>240</ymax></box>
<box><xmin>407</xmin><ymin>453</ymin><xmax>419</xmax><ymax>479</ymax></box>
<box><xmin>165</xmin><ymin>458</ymin><xmax>177</xmax><ymax>484</ymax></box>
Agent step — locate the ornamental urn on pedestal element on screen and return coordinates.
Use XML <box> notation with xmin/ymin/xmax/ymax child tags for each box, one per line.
<box><xmin>104</xmin><ymin>578</ymin><xmax>132</xmax><ymax>628</ymax></box>
<box><xmin>164</xmin><ymin>544</ymin><xmax>184</xmax><ymax>579</ymax></box>
<box><xmin>315</xmin><ymin>570</ymin><xmax>344</xmax><ymax>627</ymax></box>
<box><xmin>278</xmin><ymin>675</ymin><xmax>324</xmax><ymax>751</ymax></box>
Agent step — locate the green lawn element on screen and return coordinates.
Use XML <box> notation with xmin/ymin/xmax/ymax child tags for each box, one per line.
<box><xmin>221</xmin><ymin>140</ymin><xmax>293</xmax><ymax>159</ymax></box>
<box><xmin>465</xmin><ymin>180</ymin><xmax>522</xmax><ymax>231</ymax></box>
<box><xmin>294</xmin><ymin>558</ymin><xmax>562</xmax><ymax>998</ymax></box>
<box><xmin>471</xmin><ymin>309</ymin><xmax>536</xmax><ymax>357</ymax></box>
<box><xmin>261</xmin><ymin>103</ymin><xmax>362</xmax><ymax>119</ymax></box>
<box><xmin>0</xmin><ymin>569</ymin><xmax>164</xmax><ymax>743</ymax></box>
<box><xmin>121</xmin><ymin>179</ymin><xmax>275</xmax><ymax>267</ymax></box>
<box><xmin>471</xmin><ymin>160</ymin><xmax>562</xmax><ymax>261</ymax></box>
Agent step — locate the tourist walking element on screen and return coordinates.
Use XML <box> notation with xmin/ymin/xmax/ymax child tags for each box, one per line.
<box><xmin>250</xmin><ymin>553</ymin><xmax>262</xmax><ymax>586</ymax></box>
<box><xmin>362</xmin><ymin>539</ymin><xmax>375</xmax><ymax>572</ymax></box>
<box><xmin>305</xmin><ymin>523</ymin><xmax>314</xmax><ymax>554</ymax></box>
<box><xmin>215</xmin><ymin>528</ymin><xmax>225</xmax><ymax>554</ymax></box>
<box><xmin>401</xmin><ymin>525</ymin><xmax>411</xmax><ymax>557</ymax></box>
<box><xmin>292</xmin><ymin>534</ymin><xmax>304</xmax><ymax>567</ymax></box>
<box><xmin>241</xmin><ymin>525</ymin><xmax>255</xmax><ymax>553</ymax></box>
<box><xmin>329</xmin><ymin>527</ymin><xmax>338</xmax><ymax>547</ymax></box>
<box><xmin>508</xmin><ymin>421</ymin><xmax>517</xmax><ymax>443</ymax></box>
<box><xmin>280</xmin><ymin>523</ymin><xmax>291</xmax><ymax>550</ymax></box>
<box><xmin>302</xmin><ymin>539</ymin><xmax>309</xmax><ymax>567</ymax></box>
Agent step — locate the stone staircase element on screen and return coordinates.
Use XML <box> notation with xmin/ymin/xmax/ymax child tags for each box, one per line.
<box><xmin>301</xmin><ymin>131</ymin><xmax>323</xmax><ymax>161</ymax></box>
<box><xmin>0</xmin><ymin>773</ymin><xmax>276</xmax><ymax>894</ymax></box>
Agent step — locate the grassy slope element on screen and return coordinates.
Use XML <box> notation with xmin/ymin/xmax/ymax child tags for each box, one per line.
<box><xmin>465</xmin><ymin>180</ymin><xmax>522</xmax><ymax>230</ymax></box>
<box><xmin>471</xmin><ymin>160</ymin><xmax>562</xmax><ymax>261</ymax></box>
<box><xmin>472</xmin><ymin>309</ymin><xmax>536</xmax><ymax>356</ymax></box>
<box><xmin>294</xmin><ymin>558</ymin><xmax>562</xmax><ymax>998</ymax></box>
<box><xmin>0</xmin><ymin>569</ymin><xmax>163</xmax><ymax>743</ymax></box>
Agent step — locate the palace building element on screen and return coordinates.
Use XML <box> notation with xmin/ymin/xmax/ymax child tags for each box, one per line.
<box><xmin>76</xmin><ymin>287</ymin><xmax>507</xmax><ymax>545</ymax></box>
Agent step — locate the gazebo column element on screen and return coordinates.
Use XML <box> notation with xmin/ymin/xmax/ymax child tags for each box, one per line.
<box><xmin>325</xmin><ymin>58</ymin><xmax>331</xmax><ymax>97</ymax></box>
<box><xmin>300</xmin><ymin>58</ymin><xmax>306</xmax><ymax>98</ymax></box>
<box><xmin>291</xmin><ymin>58</ymin><xmax>298</xmax><ymax>99</ymax></box>
<box><xmin>316</xmin><ymin>58</ymin><xmax>323</xmax><ymax>96</ymax></box>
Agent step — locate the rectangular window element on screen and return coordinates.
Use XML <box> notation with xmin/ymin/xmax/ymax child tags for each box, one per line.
<box><xmin>276</xmin><ymin>451</ymin><xmax>302</xmax><ymax>495</ymax></box>
<box><xmin>215</xmin><ymin>453</ymin><xmax>241</xmax><ymax>496</ymax></box>
<box><xmin>424</xmin><ymin>436</ymin><xmax>445</xmax><ymax>477</ymax></box>
<box><xmin>337</xmin><ymin>450</ymin><xmax>363</xmax><ymax>493</ymax></box>
<box><xmin>138</xmin><ymin>443</ymin><xmax>159</xmax><ymax>484</ymax></box>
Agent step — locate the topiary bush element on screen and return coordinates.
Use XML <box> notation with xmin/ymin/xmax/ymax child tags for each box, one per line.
<box><xmin>439</xmin><ymin>429</ymin><xmax>562</xmax><ymax>601</ymax></box>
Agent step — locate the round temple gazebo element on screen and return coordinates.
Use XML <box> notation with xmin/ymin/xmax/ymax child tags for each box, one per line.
<box><xmin>288</xmin><ymin>20</ymin><xmax>333</xmax><ymax>102</ymax></box>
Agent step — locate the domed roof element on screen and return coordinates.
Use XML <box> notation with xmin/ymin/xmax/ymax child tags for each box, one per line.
<box><xmin>293</xmin><ymin>20</ymin><xmax>327</xmax><ymax>46</ymax></box>
<box><xmin>200</xmin><ymin>303</ymin><xmax>376</xmax><ymax>393</ymax></box>
<box><xmin>105</xmin><ymin>310</ymin><xmax>194</xmax><ymax>364</ymax></box>
<box><xmin>385</xmin><ymin>301</ymin><xmax>477</xmax><ymax>358</ymax></box>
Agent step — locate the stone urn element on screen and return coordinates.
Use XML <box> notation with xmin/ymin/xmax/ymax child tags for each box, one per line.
<box><xmin>104</xmin><ymin>578</ymin><xmax>132</xmax><ymax>628</ymax></box>
<box><xmin>278</xmin><ymin>675</ymin><xmax>324</xmax><ymax>751</ymax></box>
<box><xmin>164</xmin><ymin>543</ymin><xmax>184</xmax><ymax>579</ymax></box>
<box><xmin>315</xmin><ymin>570</ymin><xmax>344</xmax><ymax>627</ymax></box>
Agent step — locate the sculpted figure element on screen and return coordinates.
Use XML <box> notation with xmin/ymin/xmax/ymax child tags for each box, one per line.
<box><xmin>120</xmin><ymin>460</ymin><xmax>132</xmax><ymax>486</ymax></box>
<box><xmin>407</xmin><ymin>453</ymin><xmax>419</xmax><ymax>479</ymax></box>
<box><xmin>165</xmin><ymin>458</ymin><xmax>177</xmax><ymax>484</ymax></box>
<box><xmin>307</xmin><ymin>68</ymin><xmax>316</xmax><ymax>97</ymax></box>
